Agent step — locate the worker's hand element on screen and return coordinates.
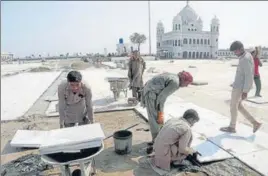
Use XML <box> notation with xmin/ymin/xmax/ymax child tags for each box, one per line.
<box><xmin>242</xmin><ymin>92</ymin><xmax>248</xmax><ymax>100</ymax></box>
<box><xmin>186</xmin><ymin>147</ymin><xmax>196</xmax><ymax>156</ymax></box>
<box><xmin>157</xmin><ymin>112</ymin><xmax>164</xmax><ymax>124</ymax></box>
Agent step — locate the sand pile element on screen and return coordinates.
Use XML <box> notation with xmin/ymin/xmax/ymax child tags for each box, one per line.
<box><xmin>71</xmin><ymin>61</ymin><xmax>91</xmax><ymax>70</ymax></box>
<box><xmin>29</xmin><ymin>66</ymin><xmax>52</xmax><ymax>72</ymax></box>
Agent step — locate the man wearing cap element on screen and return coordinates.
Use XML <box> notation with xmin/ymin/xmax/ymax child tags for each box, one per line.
<box><xmin>220</xmin><ymin>41</ymin><xmax>262</xmax><ymax>133</ymax></box>
<box><xmin>152</xmin><ymin>109</ymin><xmax>200</xmax><ymax>171</ymax></box>
<box><xmin>128</xmin><ymin>50</ymin><xmax>146</xmax><ymax>101</ymax></box>
<box><xmin>58</xmin><ymin>71</ymin><xmax>94</xmax><ymax>128</ymax></box>
<box><xmin>141</xmin><ymin>71</ymin><xmax>193</xmax><ymax>146</ymax></box>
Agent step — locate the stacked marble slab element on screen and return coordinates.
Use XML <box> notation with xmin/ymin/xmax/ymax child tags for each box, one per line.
<box><xmin>10</xmin><ymin>123</ymin><xmax>105</xmax><ymax>155</ymax></box>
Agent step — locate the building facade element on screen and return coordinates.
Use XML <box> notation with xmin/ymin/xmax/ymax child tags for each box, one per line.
<box><xmin>1</xmin><ymin>52</ymin><xmax>14</xmax><ymax>63</ymax></box>
<box><xmin>156</xmin><ymin>2</ymin><xmax>220</xmax><ymax>59</ymax></box>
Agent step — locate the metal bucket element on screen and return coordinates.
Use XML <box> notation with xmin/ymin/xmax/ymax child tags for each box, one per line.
<box><xmin>113</xmin><ymin>130</ymin><xmax>132</xmax><ymax>155</ymax></box>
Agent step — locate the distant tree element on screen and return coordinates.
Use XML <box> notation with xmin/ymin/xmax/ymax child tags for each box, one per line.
<box><xmin>130</xmin><ymin>33</ymin><xmax>147</xmax><ymax>52</ymax></box>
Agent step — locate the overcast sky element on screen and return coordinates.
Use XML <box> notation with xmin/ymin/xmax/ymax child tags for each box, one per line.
<box><xmin>1</xmin><ymin>1</ymin><xmax>268</xmax><ymax>57</ymax></box>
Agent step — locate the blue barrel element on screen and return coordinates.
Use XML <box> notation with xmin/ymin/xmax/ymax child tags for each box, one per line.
<box><xmin>119</xmin><ymin>38</ymin><xmax>124</xmax><ymax>44</ymax></box>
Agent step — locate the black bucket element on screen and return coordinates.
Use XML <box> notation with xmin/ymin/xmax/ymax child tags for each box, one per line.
<box><xmin>113</xmin><ymin>130</ymin><xmax>133</xmax><ymax>155</ymax></box>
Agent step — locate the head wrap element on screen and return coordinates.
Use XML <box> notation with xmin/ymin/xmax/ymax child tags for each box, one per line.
<box><xmin>179</xmin><ymin>71</ymin><xmax>193</xmax><ymax>85</ymax></box>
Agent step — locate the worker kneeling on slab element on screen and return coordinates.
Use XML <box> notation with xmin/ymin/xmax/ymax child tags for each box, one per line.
<box><xmin>58</xmin><ymin>70</ymin><xmax>94</xmax><ymax>128</ymax></box>
<box><xmin>152</xmin><ymin>109</ymin><xmax>200</xmax><ymax>171</ymax></box>
<box><xmin>140</xmin><ymin>71</ymin><xmax>193</xmax><ymax>145</ymax></box>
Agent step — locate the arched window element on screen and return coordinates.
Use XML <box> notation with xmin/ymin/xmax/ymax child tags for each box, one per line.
<box><xmin>178</xmin><ymin>40</ymin><xmax>181</xmax><ymax>46</ymax></box>
<box><xmin>201</xmin><ymin>39</ymin><xmax>203</xmax><ymax>45</ymax></box>
<box><xmin>208</xmin><ymin>39</ymin><xmax>210</xmax><ymax>45</ymax></box>
<box><xmin>204</xmin><ymin>39</ymin><xmax>207</xmax><ymax>45</ymax></box>
<box><xmin>193</xmin><ymin>39</ymin><xmax>196</xmax><ymax>44</ymax></box>
<box><xmin>178</xmin><ymin>24</ymin><xmax>181</xmax><ymax>30</ymax></box>
<box><xmin>197</xmin><ymin>39</ymin><xmax>199</xmax><ymax>44</ymax></box>
<box><xmin>200</xmin><ymin>52</ymin><xmax>203</xmax><ymax>58</ymax></box>
<box><xmin>216</xmin><ymin>26</ymin><xmax>219</xmax><ymax>32</ymax></box>
<box><xmin>175</xmin><ymin>24</ymin><xmax>178</xmax><ymax>30</ymax></box>
<box><xmin>196</xmin><ymin>52</ymin><xmax>199</xmax><ymax>58</ymax></box>
<box><xmin>188</xmin><ymin>52</ymin><xmax>192</xmax><ymax>58</ymax></box>
<box><xmin>191</xmin><ymin>29</ymin><xmax>194</xmax><ymax>31</ymax></box>
<box><xmin>183</xmin><ymin>38</ymin><xmax>187</xmax><ymax>44</ymax></box>
<box><xmin>188</xmin><ymin>28</ymin><xmax>190</xmax><ymax>31</ymax></box>
<box><xmin>175</xmin><ymin>40</ymin><xmax>177</xmax><ymax>46</ymax></box>
<box><xmin>189</xmin><ymin>39</ymin><xmax>192</xmax><ymax>45</ymax></box>
<box><xmin>193</xmin><ymin>52</ymin><xmax>195</xmax><ymax>58</ymax></box>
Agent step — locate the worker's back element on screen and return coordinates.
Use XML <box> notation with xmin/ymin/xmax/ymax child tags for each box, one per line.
<box><xmin>143</xmin><ymin>72</ymin><xmax>179</xmax><ymax>95</ymax></box>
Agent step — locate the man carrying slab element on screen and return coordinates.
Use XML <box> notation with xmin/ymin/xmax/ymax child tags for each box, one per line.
<box><xmin>220</xmin><ymin>41</ymin><xmax>262</xmax><ymax>133</ymax></box>
<box><xmin>140</xmin><ymin>71</ymin><xmax>193</xmax><ymax>146</ymax></box>
<box><xmin>58</xmin><ymin>71</ymin><xmax>94</xmax><ymax>128</ymax></box>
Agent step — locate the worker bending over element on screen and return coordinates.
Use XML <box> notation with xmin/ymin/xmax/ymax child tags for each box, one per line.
<box><xmin>58</xmin><ymin>71</ymin><xmax>94</xmax><ymax>128</ymax></box>
<box><xmin>141</xmin><ymin>71</ymin><xmax>193</xmax><ymax>145</ymax></box>
<box><xmin>128</xmin><ymin>50</ymin><xmax>146</xmax><ymax>101</ymax></box>
<box><xmin>153</xmin><ymin>109</ymin><xmax>200</xmax><ymax>171</ymax></box>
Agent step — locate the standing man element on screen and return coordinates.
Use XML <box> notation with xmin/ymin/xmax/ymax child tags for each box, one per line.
<box><xmin>220</xmin><ymin>41</ymin><xmax>262</xmax><ymax>133</ymax></box>
<box><xmin>58</xmin><ymin>71</ymin><xmax>94</xmax><ymax>128</ymax></box>
<box><xmin>128</xmin><ymin>50</ymin><xmax>146</xmax><ymax>101</ymax></box>
<box><xmin>153</xmin><ymin>109</ymin><xmax>200</xmax><ymax>171</ymax></box>
<box><xmin>141</xmin><ymin>71</ymin><xmax>193</xmax><ymax>145</ymax></box>
<box><xmin>251</xmin><ymin>47</ymin><xmax>262</xmax><ymax>97</ymax></box>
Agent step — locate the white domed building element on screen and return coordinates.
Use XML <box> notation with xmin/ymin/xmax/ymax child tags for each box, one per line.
<box><xmin>156</xmin><ymin>2</ymin><xmax>220</xmax><ymax>59</ymax></box>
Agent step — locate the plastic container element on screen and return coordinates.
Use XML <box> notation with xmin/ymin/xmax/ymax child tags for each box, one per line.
<box><xmin>113</xmin><ymin>130</ymin><xmax>132</xmax><ymax>155</ymax></box>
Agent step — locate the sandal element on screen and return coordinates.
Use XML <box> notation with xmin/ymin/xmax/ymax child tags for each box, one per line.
<box><xmin>220</xmin><ymin>127</ymin><xmax>236</xmax><ymax>133</ymax></box>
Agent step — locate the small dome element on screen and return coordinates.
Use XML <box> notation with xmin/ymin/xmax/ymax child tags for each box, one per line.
<box><xmin>179</xmin><ymin>4</ymin><xmax>198</xmax><ymax>22</ymax></box>
<box><xmin>197</xmin><ymin>17</ymin><xmax>203</xmax><ymax>23</ymax></box>
<box><xmin>211</xmin><ymin>15</ymin><xmax>219</xmax><ymax>24</ymax></box>
<box><xmin>173</xmin><ymin>14</ymin><xmax>182</xmax><ymax>22</ymax></box>
<box><xmin>157</xmin><ymin>21</ymin><xmax>164</xmax><ymax>28</ymax></box>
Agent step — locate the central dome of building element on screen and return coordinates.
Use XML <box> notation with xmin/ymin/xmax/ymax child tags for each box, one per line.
<box><xmin>178</xmin><ymin>4</ymin><xmax>198</xmax><ymax>22</ymax></box>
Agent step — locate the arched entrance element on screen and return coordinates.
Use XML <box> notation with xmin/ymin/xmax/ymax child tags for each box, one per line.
<box><xmin>196</xmin><ymin>52</ymin><xmax>199</xmax><ymax>58</ymax></box>
<box><xmin>192</xmin><ymin>52</ymin><xmax>195</xmax><ymax>59</ymax></box>
<box><xmin>183</xmin><ymin>51</ymin><xmax>188</xmax><ymax>58</ymax></box>
<box><xmin>188</xmin><ymin>52</ymin><xmax>191</xmax><ymax>58</ymax></box>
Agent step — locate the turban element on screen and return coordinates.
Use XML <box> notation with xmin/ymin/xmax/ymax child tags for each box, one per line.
<box><xmin>179</xmin><ymin>71</ymin><xmax>193</xmax><ymax>85</ymax></box>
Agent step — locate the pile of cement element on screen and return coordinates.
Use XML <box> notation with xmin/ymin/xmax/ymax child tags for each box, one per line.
<box><xmin>29</xmin><ymin>66</ymin><xmax>52</xmax><ymax>72</ymax></box>
<box><xmin>1</xmin><ymin>154</ymin><xmax>53</xmax><ymax>176</ymax></box>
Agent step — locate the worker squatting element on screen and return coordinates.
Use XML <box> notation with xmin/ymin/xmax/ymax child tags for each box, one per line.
<box><xmin>58</xmin><ymin>41</ymin><xmax>262</xmax><ymax>172</ymax></box>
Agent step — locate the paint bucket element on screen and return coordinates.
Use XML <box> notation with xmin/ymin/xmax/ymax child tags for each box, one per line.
<box><xmin>113</xmin><ymin>130</ymin><xmax>132</xmax><ymax>155</ymax></box>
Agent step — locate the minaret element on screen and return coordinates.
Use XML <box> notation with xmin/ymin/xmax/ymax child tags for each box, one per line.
<box><xmin>210</xmin><ymin>15</ymin><xmax>220</xmax><ymax>58</ymax></box>
<box><xmin>156</xmin><ymin>21</ymin><xmax>164</xmax><ymax>57</ymax></box>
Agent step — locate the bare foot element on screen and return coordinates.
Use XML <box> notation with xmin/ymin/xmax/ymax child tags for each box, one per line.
<box><xmin>253</xmin><ymin>122</ymin><xmax>262</xmax><ymax>133</ymax></box>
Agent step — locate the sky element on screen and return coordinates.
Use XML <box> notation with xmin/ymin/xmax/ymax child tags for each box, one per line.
<box><xmin>1</xmin><ymin>1</ymin><xmax>268</xmax><ymax>57</ymax></box>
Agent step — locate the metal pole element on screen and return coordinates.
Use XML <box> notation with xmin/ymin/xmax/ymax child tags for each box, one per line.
<box><xmin>148</xmin><ymin>1</ymin><xmax>152</xmax><ymax>55</ymax></box>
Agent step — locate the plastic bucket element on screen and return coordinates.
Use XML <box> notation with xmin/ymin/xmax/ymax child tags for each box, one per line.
<box><xmin>113</xmin><ymin>130</ymin><xmax>132</xmax><ymax>155</ymax></box>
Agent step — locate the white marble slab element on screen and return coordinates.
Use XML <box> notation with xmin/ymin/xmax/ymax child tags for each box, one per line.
<box><xmin>191</xmin><ymin>132</ymin><xmax>233</xmax><ymax>162</ymax></box>
<box><xmin>39</xmin><ymin>140</ymin><xmax>102</xmax><ymax>155</ymax></box>
<box><xmin>246</xmin><ymin>97</ymin><xmax>268</xmax><ymax>104</ymax></box>
<box><xmin>10</xmin><ymin>130</ymin><xmax>49</xmax><ymax>148</ymax></box>
<box><xmin>237</xmin><ymin>150</ymin><xmax>268</xmax><ymax>176</ymax></box>
<box><xmin>40</xmin><ymin>123</ymin><xmax>105</xmax><ymax>148</ymax></box>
